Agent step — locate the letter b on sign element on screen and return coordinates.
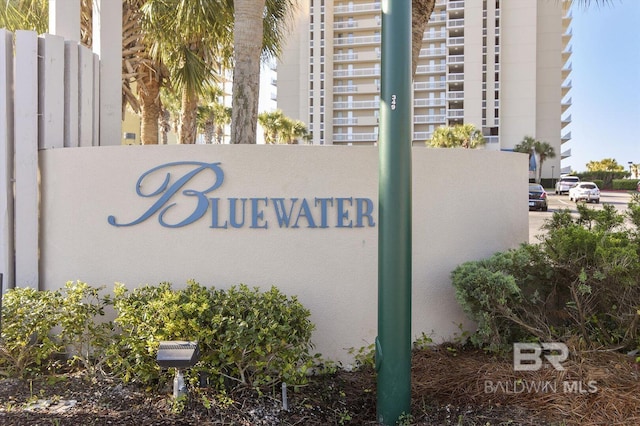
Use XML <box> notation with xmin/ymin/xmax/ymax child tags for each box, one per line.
<box><xmin>513</xmin><ymin>343</ymin><xmax>568</xmax><ymax>371</ymax></box>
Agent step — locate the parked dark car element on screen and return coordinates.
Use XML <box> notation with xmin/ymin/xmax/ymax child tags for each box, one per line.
<box><xmin>529</xmin><ymin>184</ymin><xmax>548</xmax><ymax>211</ymax></box>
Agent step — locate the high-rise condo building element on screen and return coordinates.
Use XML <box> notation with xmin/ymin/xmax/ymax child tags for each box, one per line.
<box><xmin>276</xmin><ymin>0</ymin><xmax>573</xmax><ymax>178</ymax></box>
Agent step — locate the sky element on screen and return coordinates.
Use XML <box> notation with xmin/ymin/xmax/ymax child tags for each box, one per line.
<box><xmin>566</xmin><ymin>0</ymin><xmax>640</xmax><ymax>172</ymax></box>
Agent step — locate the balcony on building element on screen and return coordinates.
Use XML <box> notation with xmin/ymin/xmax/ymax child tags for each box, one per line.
<box><xmin>561</xmin><ymin>131</ymin><xmax>572</xmax><ymax>143</ymax></box>
<box><xmin>561</xmin><ymin>148</ymin><xmax>572</xmax><ymax>160</ymax></box>
<box><xmin>562</xmin><ymin>28</ymin><xmax>572</xmax><ymax>45</ymax></box>
<box><xmin>414</xmin><ymin>81</ymin><xmax>447</xmax><ymax>91</ymax></box>
<box><xmin>334</xmin><ymin>2</ymin><xmax>381</xmax><ymax>15</ymax></box>
<box><xmin>419</xmin><ymin>47</ymin><xmax>447</xmax><ymax>58</ymax></box>
<box><xmin>333</xmin><ymin>67</ymin><xmax>380</xmax><ymax>78</ymax></box>
<box><xmin>448</xmin><ymin>2</ymin><xmax>465</xmax><ymax>20</ymax></box>
<box><xmin>333</xmin><ymin>35</ymin><xmax>381</xmax><ymax>47</ymax></box>
<box><xmin>448</xmin><ymin>0</ymin><xmax>465</xmax><ymax>11</ymax></box>
<box><xmin>447</xmin><ymin>90</ymin><xmax>464</xmax><ymax>101</ymax></box>
<box><xmin>447</xmin><ymin>36</ymin><xmax>465</xmax><ymax>48</ymax></box>
<box><xmin>447</xmin><ymin>109</ymin><xmax>464</xmax><ymax>119</ymax></box>
<box><xmin>333</xmin><ymin>100</ymin><xmax>379</xmax><ymax>110</ymax></box>
<box><xmin>429</xmin><ymin>12</ymin><xmax>448</xmax><ymax>23</ymax></box>
<box><xmin>561</xmin><ymin>79</ymin><xmax>572</xmax><ymax>97</ymax></box>
<box><xmin>447</xmin><ymin>19</ymin><xmax>465</xmax><ymax>30</ymax></box>
<box><xmin>423</xmin><ymin>30</ymin><xmax>447</xmax><ymax>41</ymax></box>
<box><xmin>561</xmin><ymin>114</ymin><xmax>571</xmax><ymax>129</ymax></box>
<box><xmin>416</xmin><ymin>64</ymin><xmax>447</xmax><ymax>75</ymax></box>
<box><xmin>562</xmin><ymin>45</ymin><xmax>572</xmax><ymax>64</ymax></box>
<box><xmin>333</xmin><ymin>84</ymin><xmax>358</xmax><ymax>94</ymax></box>
<box><xmin>332</xmin><ymin>133</ymin><xmax>378</xmax><ymax>143</ymax></box>
<box><xmin>484</xmin><ymin>136</ymin><xmax>499</xmax><ymax>144</ymax></box>
<box><xmin>562</xmin><ymin>62</ymin><xmax>572</xmax><ymax>80</ymax></box>
<box><xmin>561</xmin><ymin>97</ymin><xmax>572</xmax><ymax>114</ymax></box>
<box><xmin>335</xmin><ymin>17</ymin><xmax>380</xmax><ymax>30</ymax></box>
<box><xmin>414</xmin><ymin>132</ymin><xmax>433</xmax><ymax>141</ymax></box>
<box><xmin>334</xmin><ymin>52</ymin><xmax>358</xmax><ymax>62</ymax></box>
<box><xmin>333</xmin><ymin>21</ymin><xmax>358</xmax><ymax>30</ymax></box>
<box><xmin>448</xmin><ymin>54</ymin><xmax>464</xmax><ymax>64</ymax></box>
<box><xmin>333</xmin><ymin>117</ymin><xmax>359</xmax><ymax>126</ymax></box>
<box><xmin>414</xmin><ymin>114</ymin><xmax>446</xmax><ymax>124</ymax></box>
<box><xmin>414</xmin><ymin>98</ymin><xmax>446</xmax><ymax>108</ymax></box>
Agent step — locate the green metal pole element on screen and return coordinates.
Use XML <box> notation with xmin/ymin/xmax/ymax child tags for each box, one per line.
<box><xmin>376</xmin><ymin>0</ymin><xmax>412</xmax><ymax>424</ymax></box>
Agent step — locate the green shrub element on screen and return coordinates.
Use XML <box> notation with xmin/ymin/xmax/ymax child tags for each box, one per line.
<box><xmin>108</xmin><ymin>281</ymin><xmax>315</xmax><ymax>389</ymax></box>
<box><xmin>0</xmin><ymin>282</ymin><xmax>111</xmax><ymax>377</ymax></box>
<box><xmin>612</xmin><ymin>179</ymin><xmax>640</xmax><ymax>191</ymax></box>
<box><xmin>591</xmin><ymin>179</ymin><xmax>604</xmax><ymax>189</ymax></box>
<box><xmin>452</xmin><ymin>202</ymin><xmax>640</xmax><ymax>352</ymax></box>
<box><xmin>452</xmin><ymin>244</ymin><xmax>558</xmax><ymax>352</ymax></box>
<box><xmin>0</xmin><ymin>287</ymin><xmax>63</xmax><ymax>377</ymax></box>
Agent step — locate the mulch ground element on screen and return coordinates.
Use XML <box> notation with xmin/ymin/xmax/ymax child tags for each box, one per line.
<box><xmin>0</xmin><ymin>346</ymin><xmax>637</xmax><ymax>425</ymax></box>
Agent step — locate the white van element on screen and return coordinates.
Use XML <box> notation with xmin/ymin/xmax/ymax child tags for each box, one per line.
<box><xmin>555</xmin><ymin>175</ymin><xmax>580</xmax><ymax>194</ymax></box>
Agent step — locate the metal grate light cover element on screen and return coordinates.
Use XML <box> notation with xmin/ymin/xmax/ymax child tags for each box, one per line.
<box><xmin>156</xmin><ymin>341</ymin><xmax>199</xmax><ymax>368</ymax></box>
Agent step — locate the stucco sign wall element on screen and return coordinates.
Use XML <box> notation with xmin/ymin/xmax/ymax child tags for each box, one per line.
<box><xmin>39</xmin><ymin>144</ymin><xmax>528</xmax><ymax>363</ymax></box>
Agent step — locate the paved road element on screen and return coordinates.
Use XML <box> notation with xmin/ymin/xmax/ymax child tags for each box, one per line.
<box><xmin>529</xmin><ymin>191</ymin><xmax>634</xmax><ymax>243</ymax></box>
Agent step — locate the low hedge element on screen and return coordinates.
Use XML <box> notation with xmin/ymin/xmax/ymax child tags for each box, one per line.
<box><xmin>0</xmin><ymin>281</ymin><xmax>316</xmax><ymax>389</ymax></box>
<box><xmin>612</xmin><ymin>179</ymin><xmax>640</xmax><ymax>191</ymax></box>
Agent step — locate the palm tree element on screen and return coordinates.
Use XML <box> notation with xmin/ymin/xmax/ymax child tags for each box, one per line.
<box><xmin>0</xmin><ymin>0</ymin><xmax>48</xmax><ymax>33</ymax></box>
<box><xmin>197</xmin><ymin>85</ymin><xmax>226</xmax><ymax>144</ymax></box>
<box><xmin>427</xmin><ymin>124</ymin><xmax>484</xmax><ymax>148</ymax></box>
<box><xmin>1</xmin><ymin>0</ymin><xmax>167</xmax><ymax>145</ymax></box>
<box><xmin>258</xmin><ymin>109</ymin><xmax>309</xmax><ymax>144</ymax></box>
<box><xmin>140</xmin><ymin>0</ymin><xmax>233</xmax><ymax>144</ymax></box>
<box><xmin>535</xmin><ymin>141</ymin><xmax>556</xmax><ymax>184</ymax></box>
<box><xmin>258</xmin><ymin>110</ymin><xmax>283</xmax><ymax>144</ymax></box>
<box><xmin>513</xmin><ymin>136</ymin><xmax>536</xmax><ymax>160</ymax></box>
<box><xmin>230</xmin><ymin>0</ymin><xmax>265</xmax><ymax>145</ymax></box>
<box><xmin>230</xmin><ymin>0</ymin><xmax>296</xmax><ymax>144</ymax></box>
<box><xmin>123</xmin><ymin>0</ymin><xmax>169</xmax><ymax>145</ymax></box>
<box><xmin>453</xmin><ymin>123</ymin><xmax>485</xmax><ymax>149</ymax></box>
<box><xmin>212</xmin><ymin>103</ymin><xmax>232</xmax><ymax>144</ymax></box>
<box><xmin>411</xmin><ymin>0</ymin><xmax>437</xmax><ymax>78</ymax></box>
<box><xmin>514</xmin><ymin>136</ymin><xmax>556</xmax><ymax>183</ymax></box>
<box><xmin>288</xmin><ymin>120</ymin><xmax>310</xmax><ymax>144</ymax></box>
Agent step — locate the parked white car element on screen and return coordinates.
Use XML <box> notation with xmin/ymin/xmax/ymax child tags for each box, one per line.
<box><xmin>555</xmin><ymin>175</ymin><xmax>580</xmax><ymax>194</ymax></box>
<box><xmin>569</xmin><ymin>182</ymin><xmax>600</xmax><ymax>203</ymax></box>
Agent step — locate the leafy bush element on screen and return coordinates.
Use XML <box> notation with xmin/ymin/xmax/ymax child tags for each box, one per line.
<box><xmin>108</xmin><ymin>281</ymin><xmax>315</xmax><ymax>389</ymax></box>
<box><xmin>0</xmin><ymin>280</ymin><xmax>316</xmax><ymax>389</ymax></box>
<box><xmin>0</xmin><ymin>281</ymin><xmax>111</xmax><ymax>377</ymax></box>
<box><xmin>612</xmin><ymin>179</ymin><xmax>640</xmax><ymax>191</ymax></box>
<box><xmin>452</xmin><ymin>202</ymin><xmax>640</xmax><ymax>353</ymax></box>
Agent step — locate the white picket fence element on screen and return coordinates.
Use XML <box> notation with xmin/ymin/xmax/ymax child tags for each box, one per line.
<box><xmin>1</xmin><ymin>29</ymin><xmax>101</xmax><ymax>291</ymax></box>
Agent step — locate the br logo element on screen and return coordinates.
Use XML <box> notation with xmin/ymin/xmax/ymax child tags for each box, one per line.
<box><xmin>513</xmin><ymin>343</ymin><xmax>569</xmax><ymax>371</ymax></box>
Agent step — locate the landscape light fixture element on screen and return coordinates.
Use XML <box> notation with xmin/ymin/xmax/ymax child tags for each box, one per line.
<box><xmin>156</xmin><ymin>341</ymin><xmax>199</xmax><ymax>398</ymax></box>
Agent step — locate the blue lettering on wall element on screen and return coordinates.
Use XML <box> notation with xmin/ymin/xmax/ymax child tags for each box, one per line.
<box><xmin>108</xmin><ymin>161</ymin><xmax>376</xmax><ymax>229</ymax></box>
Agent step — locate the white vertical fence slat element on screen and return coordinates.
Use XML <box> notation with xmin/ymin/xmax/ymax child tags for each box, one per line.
<box><xmin>49</xmin><ymin>0</ymin><xmax>81</xmax><ymax>42</ymax></box>
<box><xmin>93</xmin><ymin>54</ymin><xmax>100</xmax><ymax>146</ymax></box>
<box><xmin>1</xmin><ymin>28</ymin><xmax>105</xmax><ymax>289</ymax></box>
<box><xmin>13</xmin><ymin>31</ymin><xmax>40</xmax><ymax>289</ymax></box>
<box><xmin>0</xmin><ymin>29</ymin><xmax>15</xmax><ymax>290</ymax></box>
<box><xmin>38</xmin><ymin>34</ymin><xmax>65</xmax><ymax>150</ymax></box>
<box><xmin>78</xmin><ymin>45</ymin><xmax>95</xmax><ymax>147</ymax></box>
<box><xmin>93</xmin><ymin>0</ymin><xmax>122</xmax><ymax>145</ymax></box>
<box><xmin>64</xmin><ymin>41</ymin><xmax>80</xmax><ymax>147</ymax></box>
